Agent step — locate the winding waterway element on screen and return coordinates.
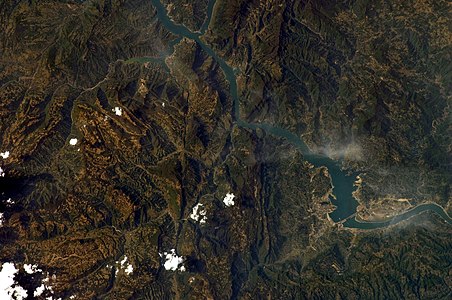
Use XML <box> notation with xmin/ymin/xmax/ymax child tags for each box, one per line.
<box><xmin>150</xmin><ymin>0</ymin><xmax>452</xmax><ymax>229</ymax></box>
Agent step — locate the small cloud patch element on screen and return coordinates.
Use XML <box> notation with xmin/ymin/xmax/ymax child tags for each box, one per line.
<box><xmin>115</xmin><ymin>256</ymin><xmax>133</xmax><ymax>275</ymax></box>
<box><xmin>160</xmin><ymin>249</ymin><xmax>185</xmax><ymax>271</ymax></box>
<box><xmin>0</xmin><ymin>151</ymin><xmax>10</xmax><ymax>159</ymax></box>
<box><xmin>33</xmin><ymin>284</ymin><xmax>45</xmax><ymax>297</ymax></box>
<box><xmin>112</xmin><ymin>107</ymin><xmax>123</xmax><ymax>116</ymax></box>
<box><xmin>124</xmin><ymin>264</ymin><xmax>133</xmax><ymax>275</ymax></box>
<box><xmin>190</xmin><ymin>203</ymin><xmax>207</xmax><ymax>224</ymax></box>
<box><xmin>24</xmin><ymin>264</ymin><xmax>42</xmax><ymax>274</ymax></box>
<box><xmin>120</xmin><ymin>256</ymin><xmax>127</xmax><ymax>267</ymax></box>
<box><xmin>33</xmin><ymin>272</ymin><xmax>58</xmax><ymax>298</ymax></box>
<box><xmin>69</xmin><ymin>138</ymin><xmax>78</xmax><ymax>146</ymax></box>
<box><xmin>0</xmin><ymin>167</ymin><xmax>4</xmax><ymax>177</ymax></box>
<box><xmin>223</xmin><ymin>193</ymin><xmax>235</xmax><ymax>207</ymax></box>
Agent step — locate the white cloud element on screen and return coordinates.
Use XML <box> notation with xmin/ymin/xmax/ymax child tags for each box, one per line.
<box><xmin>0</xmin><ymin>263</ymin><xmax>17</xmax><ymax>293</ymax></box>
<box><xmin>34</xmin><ymin>284</ymin><xmax>45</xmax><ymax>297</ymax></box>
<box><xmin>0</xmin><ymin>262</ymin><xmax>28</xmax><ymax>300</ymax></box>
<box><xmin>120</xmin><ymin>256</ymin><xmax>127</xmax><ymax>267</ymax></box>
<box><xmin>160</xmin><ymin>249</ymin><xmax>185</xmax><ymax>271</ymax></box>
<box><xmin>0</xmin><ymin>151</ymin><xmax>10</xmax><ymax>159</ymax></box>
<box><xmin>189</xmin><ymin>203</ymin><xmax>207</xmax><ymax>224</ymax></box>
<box><xmin>112</xmin><ymin>107</ymin><xmax>122</xmax><ymax>116</ymax></box>
<box><xmin>31</xmin><ymin>272</ymin><xmax>57</xmax><ymax>299</ymax></box>
<box><xmin>0</xmin><ymin>167</ymin><xmax>4</xmax><ymax>177</ymax></box>
<box><xmin>223</xmin><ymin>193</ymin><xmax>235</xmax><ymax>207</ymax></box>
<box><xmin>124</xmin><ymin>264</ymin><xmax>133</xmax><ymax>275</ymax></box>
<box><xmin>69</xmin><ymin>138</ymin><xmax>78</xmax><ymax>146</ymax></box>
<box><xmin>116</xmin><ymin>256</ymin><xmax>133</xmax><ymax>275</ymax></box>
<box><xmin>7</xmin><ymin>285</ymin><xmax>27</xmax><ymax>300</ymax></box>
<box><xmin>24</xmin><ymin>264</ymin><xmax>42</xmax><ymax>274</ymax></box>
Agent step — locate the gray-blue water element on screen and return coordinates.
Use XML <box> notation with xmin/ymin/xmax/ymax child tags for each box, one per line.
<box><xmin>150</xmin><ymin>0</ymin><xmax>452</xmax><ymax>229</ymax></box>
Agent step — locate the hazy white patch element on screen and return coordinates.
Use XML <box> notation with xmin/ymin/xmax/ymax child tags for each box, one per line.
<box><xmin>0</xmin><ymin>167</ymin><xmax>4</xmax><ymax>177</ymax></box>
<box><xmin>190</xmin><ymin>203</ymin><xmax>207</xmax><ymax>224</ymax></box>
<box><xmin>69</xmin><ymin>138</ymin><xmax>78</xmax><ymax>146</ymax></box>
<box><xmin>0</xmin><ymin>262</ymin><xmax>28</xmax><ymax>300</ymax></box>
<box><xmin>162</xmin><ymin>102</ymin><xmax>165</xmax><ymax>107</ymax></box>
<box><xmin>0</xmin><ymin>213</ymin><xmax>4</xmax><ymax>226</ymax></box>
<box><xmin>318</xmin><ymin>141</ymin><xmax>363</xmax><ymax>161</ymax></box>
<box><xmin>223</xmin><ymin>193</ymin><xmax>235</xmax><ymax>207</ymax></box>
<box><xmin>113</xmin><ymin>107</ymin><xmax>122</xmax><ymax>116</ymax></box>
<box><xmin>24</xmin><ymin>264</ymin><xmax>42</xmax><ymax>274</ymax></box>
<box><xmin>160</xmin><ymin>249</ymin><xmax>185</xmax><ymax>271</ymax></box>
<box><xmin>0</xmin><ymin>151</ymin><xmax>10</xmax><ymax>159</ymax></box>
<box><xmin>6</xmin><ymin>198</ymin><xmax>13</xmax><ymax>204</ymax></box>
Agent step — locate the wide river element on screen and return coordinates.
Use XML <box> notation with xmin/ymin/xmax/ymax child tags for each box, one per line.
<box><xmin>150</xmin><ymin>0</ymin><xmax>452</xmax><ymax>229</ymax></box>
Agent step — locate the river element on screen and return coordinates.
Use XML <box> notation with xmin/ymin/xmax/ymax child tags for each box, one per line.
<box><xmin>149</xmin><ymin>0</ymin><xmax>452</xmax><ymax>229</ymax></box>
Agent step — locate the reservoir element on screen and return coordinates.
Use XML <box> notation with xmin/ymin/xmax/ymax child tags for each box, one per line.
<box><xmin>150</xmin><ymin>0</ymin><xmax>452</xmax><ymax>229</ymax></box>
